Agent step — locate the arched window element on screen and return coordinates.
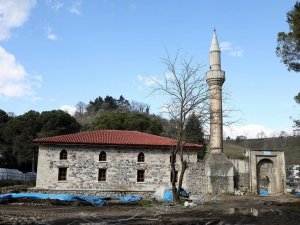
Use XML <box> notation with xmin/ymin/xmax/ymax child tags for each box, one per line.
<box><xmin>99</xmin><ymin>151</ymin><xmax>107</xmax><ymax>161</ymax></box>
<box><xmin>138</xmin><ymin>152</ymin><xmax>145</xmax><ymax>162</ymax></box>
<box><xmin>60</xmin><ymin>149</ymin><xmax>67</xmax><ymax>160</ymax></box>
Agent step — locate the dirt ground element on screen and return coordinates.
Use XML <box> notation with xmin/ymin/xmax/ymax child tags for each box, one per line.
<box><xmin>0</xmin><ymin>194</ymin><xmax>299</xmax><ymax>225</ymax></box>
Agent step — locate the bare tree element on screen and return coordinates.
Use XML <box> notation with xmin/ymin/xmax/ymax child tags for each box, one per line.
<box><xmin>75</xmin><ymin>101</ymin><xmax>87</xmax><ymax>117</ymax></box>
<box><xmin>257</xmin><ymin>131</ymin><xmax>266</xmax><ymax>139</ymax></box>
<box><xmin>130</xmin><ymin>101</ymin><xmax>150</xmax><ymax>114</ymax></box>
<box><xmin>153</xmin><ymin>51</ymin><xmax>209</xmax><ymax>201</ymax></box>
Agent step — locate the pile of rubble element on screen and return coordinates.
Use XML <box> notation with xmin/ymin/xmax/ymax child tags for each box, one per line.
<box><xmin>0</xmin><ymin>215</ymin><xmax>42</xmax><ymax>225</ymax></box>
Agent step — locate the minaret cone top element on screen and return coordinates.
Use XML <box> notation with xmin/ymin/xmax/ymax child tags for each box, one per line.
<box><xmin>210</xmin><ymin>30</ymin><xmax>220</xmax><ymax>52</ymax></box>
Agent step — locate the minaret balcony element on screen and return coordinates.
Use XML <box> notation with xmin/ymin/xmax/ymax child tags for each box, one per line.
<box><xmin>205</xmin><ymin>70</ymin><xmax>225</xmax><ymax>85</ymax></box>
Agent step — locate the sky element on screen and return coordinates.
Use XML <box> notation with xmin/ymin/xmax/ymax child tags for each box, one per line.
<box><xmin>0</xmin><ymin>0</ymin><xmax>299</xmax><ymax>139</ymax></box>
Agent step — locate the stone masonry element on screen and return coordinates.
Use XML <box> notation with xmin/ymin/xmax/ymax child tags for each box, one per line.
<box><xmin>35</xmin><ymin>144</ymin><xmax>206</xmax><ymax>197</ymax></box>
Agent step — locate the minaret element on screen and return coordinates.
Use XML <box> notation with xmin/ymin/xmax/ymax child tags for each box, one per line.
<box><xmin>205</xmin><ymin>30</ymin><xmax>225</xmax><ymax>154</ymax></box>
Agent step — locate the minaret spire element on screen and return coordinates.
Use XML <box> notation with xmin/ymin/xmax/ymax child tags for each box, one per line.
<box><xmin>209</xmin><ymin>30</ymin><xmax>221</xmax><ymax>70</ymax></box>
<box><xmin>210</xmin><ymin>30</ymin><xmax>220</xmax><ymax>52</ymax></box>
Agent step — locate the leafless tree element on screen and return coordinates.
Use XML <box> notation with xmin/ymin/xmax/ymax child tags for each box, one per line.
<box><xmin>75</xmin><ymin>101</ymin><xmax>87</xmax><ymax>117</ymax></box>
<box><xmin>152</xmin><ymin>50</ymin><xmax>209</xmax><ymax>201</ymax></box>
<box><xmin>130</xmin><ymin>101</ymin><xmax>150</xmax><ymax>114</ymax></box>
<box><xmin>257</xmin><ymin>131</ymin><xmax>266</xmax><ymax>139</ymax></box>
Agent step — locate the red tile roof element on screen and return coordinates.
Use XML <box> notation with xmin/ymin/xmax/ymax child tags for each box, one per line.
<box><xmin>33</xmin><ymin>130</ymin><xmax>202</xmax><ymax>149</ymax></box>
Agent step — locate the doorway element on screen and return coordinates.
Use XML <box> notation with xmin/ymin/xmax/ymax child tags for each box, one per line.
<box><xmin>257</xmin><ymin>159</ymin><xmax>274</xmax><ymax>195</ymax></box>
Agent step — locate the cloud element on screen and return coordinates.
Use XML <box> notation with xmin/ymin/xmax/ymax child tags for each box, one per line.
<box><xmin>223</xmin><ymin>124</ymin><xmax>291</xmax><ymax>139</ymax></box>
<box><xmin>0</xmin><ymin>46</ymin><xmax>41</xmax><ymax>98</ymax></box>
<box><xmin>46</xmin><ymin>0</ymin><xmax>63</xmax><ymax>11</ymax></box>
<box><xmin>45</xmin><ymin>26</ymin><xmax>58</xmax><ymax>41</ymax></box>
<box><xmin>60</xmin><ymin>105</ymin><xmax>76</xmax><ymax>115</ymax></box>
<box><xmin>0</xmin><ymin>0</ymin><xmax>36</xmax><ymax>41</ymax></box>
<box><xmin>164</xmin><ymin>72</ymin><xmax>174</xmax><ymax>80</ymax></box>
<box><xmin>219</xmin><ymin>42</ymin><xmax>232</xmax><ymax>51</ymax></box>
<box><xmin>69</xmin><ymin>0</ymin><xmax>82</xmax><ymax>15</ymax></box>
<box><xmin>137</xmin><ymin>75</ymin><xmax>161</xmax><ymax>86</ymax></box>
<box><xmin>220</xmin><ymin>42</ymin><xmax>244</xmax><ymax>57</ymax></box>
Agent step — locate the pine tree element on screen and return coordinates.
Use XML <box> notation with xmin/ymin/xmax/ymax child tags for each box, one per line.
<box><xmin>184</xmin><ymin>113</ymin><xmax>207</xmax><ymax>160</ymax></box>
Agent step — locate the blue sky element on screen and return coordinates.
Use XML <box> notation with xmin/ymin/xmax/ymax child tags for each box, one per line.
<box><xmin>0</xmin><ymin>0</ymin><xmax>299</xmax><ymax>138</ymax></box>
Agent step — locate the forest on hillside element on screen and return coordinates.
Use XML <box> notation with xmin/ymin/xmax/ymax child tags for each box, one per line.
<box><xmin>0</xmin><ymin>95</ymin><xmax>206</xmax><ymax>172</ymax></box>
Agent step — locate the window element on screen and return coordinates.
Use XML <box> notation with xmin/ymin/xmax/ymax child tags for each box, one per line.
<box><xmin>137</xmin><ymin>170</ymin><xmax>145</xmax><ymax>182</ymax></box>
<box><xmin>99</xmin><ymin>151</ymin><xmax>107</xmax><ymax>161</ymax></box>
<box><xmin>58</xmin><ymin>168</ymin><xmax>67</xmax><ymax>181</ymax></box>
<box><xmin>60</xmin><ymin>149</ymin><xmax>67</xmax><ymax>160</ymax></box>
<box><xmin>170</xmin><ymin>171</ymin><xmax>178</xmax><ymax>183</ymax></box>
<box><xmin>170</xmin><ymin>155</ymin><xmax>176</xmax><ymax>163</ymax></box>
<box><xmin>98</xmin><ymin>169</ymin><xmax>106</xmax><ymax>181</ymax></box>
<box><xmin>137</xmin><ymin>152</ymin><xmax>145</xmax><ymax>162</ymax></box>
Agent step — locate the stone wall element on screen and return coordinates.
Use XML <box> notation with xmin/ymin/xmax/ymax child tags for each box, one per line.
<box><xmin>229</xmin><ymin>158</ymin><xmax>250</xmax><ymax>192</ymax></box>
<box><xmin>205</xmin><ymin>153</ymin><xmax>234</xmax><ymax>194</ymax></box>
<box><xmin>35</xmin><ymin>144</ymin><xmax>200</xmax><ymax>196</ymax></box>
<box><xmin>185</xmin><ymin>162</ymin><xmax>207</xmax><ymax>195</ymax></box>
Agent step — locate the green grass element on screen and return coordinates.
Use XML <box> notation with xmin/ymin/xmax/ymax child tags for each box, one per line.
<box><xmin>223</xmin><ymin>137</ymin><xmax>300</xmax><ymax>165</ymax></box>
<box><xmin>223</xmin><ymin>142</ymin><xmax>246</xmax><ymax>159</ymax></box>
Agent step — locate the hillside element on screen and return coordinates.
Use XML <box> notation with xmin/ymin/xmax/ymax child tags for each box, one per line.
<box><xmin>223</xmin><ymin>137</ymin><xmax>300</xmax><ymax>165</ymax></box>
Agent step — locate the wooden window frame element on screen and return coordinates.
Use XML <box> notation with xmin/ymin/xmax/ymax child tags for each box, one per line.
<box><xmin>58</xmin><ymin>167</ymin><xmax>67</xmax><ymax>181</ymax></box>
<box><xmin>98</xmin><ymin>168</ymin><xmax>107</xmax><ymax>182</ymax></box>
<box><xmin>137</xmin><ymin>170</ymin><xmax>145</xmax><ymax>182</ymax></box>
<box><xmin>59</xmin><ymin>149</ymin><xmax>67</xmax><ymax>160</ymax></box>
<box><xmin>99</xmin><ymin>151</ymin><xmax>107</xmax><ymax>161</ymax></box>
<box><xmin>137</xmin><ymin>152</ymin><xmax>145</xmax><ymax>163</ymax></box>
<box><xmin>170</xmin><ymin>155</ymin><xmax>176</xmax><ymax>163</ymax></box>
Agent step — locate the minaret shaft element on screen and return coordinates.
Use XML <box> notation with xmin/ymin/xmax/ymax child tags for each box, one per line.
<box><xmin>208</xmin><ymin>82</ymin><xmax>223</xmax><ymax>153</ymax></box>
<box><xmin>206</xmin><ymin>31</ymin><xmax>225</xmax><ymax>154</ymax></box>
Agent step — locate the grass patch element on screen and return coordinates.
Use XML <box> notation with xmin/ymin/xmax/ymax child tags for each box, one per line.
<box><xmin>138</xmin><ymin>199</ymin><xmax>156</xmax><ymax>207</ymax></box>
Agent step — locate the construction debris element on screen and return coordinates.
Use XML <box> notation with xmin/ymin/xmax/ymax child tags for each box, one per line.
<box><xmin>234</xmin><ymin>189</ymin><xmax>244</xmax><ymax>196</ymax></box>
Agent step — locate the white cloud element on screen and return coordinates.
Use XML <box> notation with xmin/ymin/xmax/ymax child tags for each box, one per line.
<box><xmin>137</xmin><ymin>74</ymin><xmax>161</xmax><ymax>86</ymax></box>
<box><xmin>69</xmin><ymin>0</ymin><xmax>82</xmax><ymax>15</ymax></box>
<box><xmin>219</xmin><ymin>42</ymin><xmax>232</xmax><ymax>51</ymax></box>
<box><xmin>220</xmin><ymin>41</ymin><xmax>244</xmax><ymax>57</ymax></box>
<box><xmin>164</xmin><ymin>72</ymin><xmax>174</xmax><ymax>80</ymax></box>
<box><xmin>45</xmin><ymin>26</ymin><xmax>58</xmax><ymax>41</ymax></box>
<box><xmin>223</xmin><ymin>124</ymin><xmax>291</xmax><ymax>139</ymax></box>
<box><xmin>0</xmin><ymin>46</ymin><xmax>41</xmax><ymax>98</ymax></box>
<box><xmin>46</xmin><ymin>0</ymin><xmax>63</xmax><ymax>11</ymax></box>
<box><xmin>60</xmin><ymin>105</ymin><xmax>76</xmax><ymax>115</ymax></box>
<box><xmin>0</xmin><ymin>0</ymin><xmax>36</xmax><ymax>41</ymax></box>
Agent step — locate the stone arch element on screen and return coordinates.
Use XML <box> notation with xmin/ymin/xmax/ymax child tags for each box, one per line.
<box><xmin>257</xmin><ymin>158</ymin><xmax>275</xmax><ymax>195</ymax></box>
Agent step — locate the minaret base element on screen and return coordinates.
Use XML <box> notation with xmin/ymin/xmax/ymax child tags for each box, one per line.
<box><xmin>205</xmin><ymin>153</ymin><xmax>234</xmax><ymax>194</ymax></box>
<box><xmin>210</xmin><ymin>148</ymin><xmax>222</xmax><ymax>154</ymax></box>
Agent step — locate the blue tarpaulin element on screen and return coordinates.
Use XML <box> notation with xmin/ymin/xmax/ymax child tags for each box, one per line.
<box><xmin>117</xmin><ymin>195</ymin><xmax>141</xmax><ymax>202</ymax></box>
<box><xmin>163</xmin><ymin>191</ymin><xmax>173</xmax><ymax>202</ymax></box>
<box><xmin>179</xmin><ymin>188</ymin><xmax>189</xmax><ymax>197</ymax></box>
<box><xmin>260</xmin><ymin>189</ymin><xmax>269</xmax><ymax>195</ymax></box>
<box><xmin>0</xmin><ymin>193</ymin><xmax>107</xmax><ymax>206</ymax></box>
